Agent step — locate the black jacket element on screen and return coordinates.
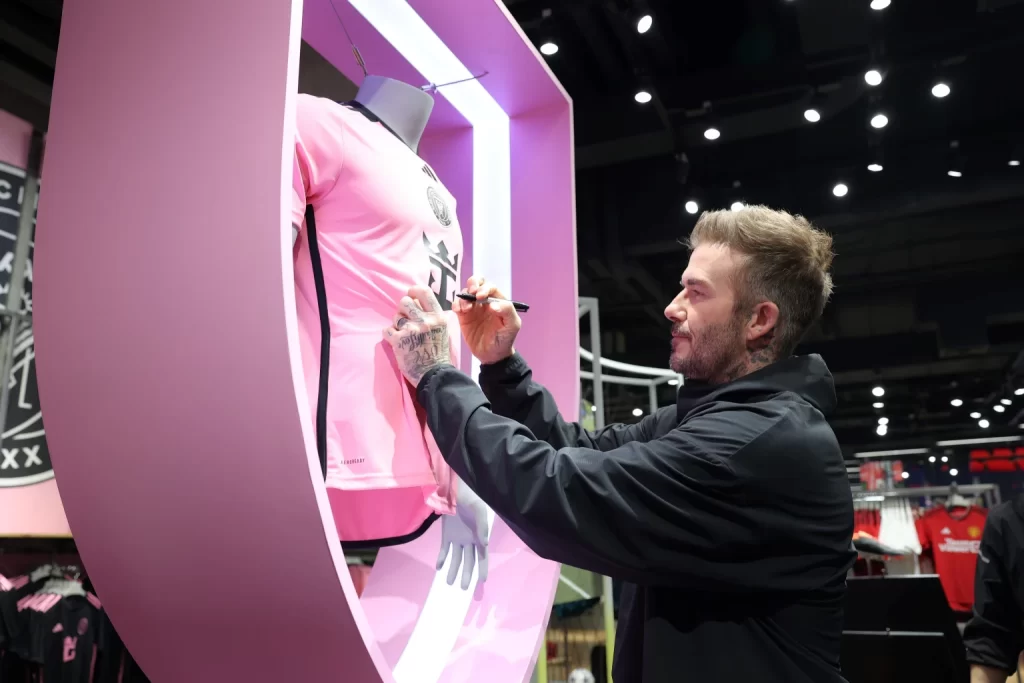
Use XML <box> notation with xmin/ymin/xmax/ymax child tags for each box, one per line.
<box><xmin>416</xmin><ymin>353</ymin><xmax>857</xmax><ymax>682</ymax></box>
<box><xmin>963</xmin><ymin>495</ymin><xmax>1024</xmax><ymax>674</ymax></box>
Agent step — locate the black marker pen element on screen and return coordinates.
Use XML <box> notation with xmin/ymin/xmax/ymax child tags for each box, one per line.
<box><xmin>455</xmin><ymin>292</ymin><xmax>530</xmax><ymax>313</ymax></box>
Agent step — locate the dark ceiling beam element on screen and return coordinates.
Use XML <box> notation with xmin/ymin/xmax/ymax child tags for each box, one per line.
<box><xmin>596</xmin><ymin>0</ymin><xmax>677</xmax><ymax>150</ymax></box>
<box><xmin>577</xmin><ymin>73</ymin><xmax>863</xmax><ymax>169</ymax></box>
<box><xmin>830</xmin><ymin>355</ymin><xmax>1012</xmax><ymax>387</ymax></box>
<box><xmin>622</xmin><ymin>168</ymin><xmax>1024</xmax><ymax>263</ymax></box>
<box><xmin>566</xmin><ymin>3</ymin><xmax>628</xmax><ymax>83</ymax></box>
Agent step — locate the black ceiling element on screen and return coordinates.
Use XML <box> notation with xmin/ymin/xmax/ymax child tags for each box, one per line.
<box><xmin>506</xmin><ymin>0</ymin><xmax>1024</xmax><ymax>450</ymax></box>
<box><xmin>2</xmin><ymin>0</ymin><xmax>1023</xmax><ymax>456</ymax></box>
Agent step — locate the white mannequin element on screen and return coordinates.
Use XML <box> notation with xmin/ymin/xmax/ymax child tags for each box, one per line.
<box><xmin>291</xmin><ymin>76</ymin><xmax>434</xmax><ymax>245</ymax></box>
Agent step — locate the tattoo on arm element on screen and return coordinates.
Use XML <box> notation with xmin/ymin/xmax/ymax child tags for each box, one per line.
<box><xmin>399</xmin><ymin>327</ymin><xmax>451</xmax><ymax>382</ymax></box>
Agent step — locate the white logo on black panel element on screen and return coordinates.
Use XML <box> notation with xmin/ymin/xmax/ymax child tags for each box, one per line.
<box><xmin>0</xmin><ymin>162</ymin><xmax>51</xmax><ymax>488</ymax></box>
<box><xmin>426</xmin><ymin>187</ymin><xmax>452</xmax><ymax>227</ymax></box>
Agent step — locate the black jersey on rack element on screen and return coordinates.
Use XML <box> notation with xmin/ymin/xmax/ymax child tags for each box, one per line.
<box><xmin>32</xmin><ymin>596</ymin><xmax>97</xmax><ymax>683</ymax></box>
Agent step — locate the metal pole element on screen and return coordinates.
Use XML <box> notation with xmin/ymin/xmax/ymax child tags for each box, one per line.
<box><xmin>0</xmin><ymin>131</ymin><xmax>43</xmax><ymax>445</ymax></box>
<box><xmin>587</xmin><ymin>298</ymin><xmax>605</xmax><ymax>430</ymax></box>
<box><xmin>648</xmin><ymin>381</ymin><xmax>658</xmax><ymax>416</ymax></box>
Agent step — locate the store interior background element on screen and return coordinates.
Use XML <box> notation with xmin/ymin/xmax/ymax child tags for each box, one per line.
<box><xmin>1</xmin><ymin>0</ymin><xmax>1023</xmax><ymax>681</ymax></box>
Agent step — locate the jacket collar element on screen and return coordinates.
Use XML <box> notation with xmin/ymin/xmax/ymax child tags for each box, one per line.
<box><xmin>676</xmin><ymin>354</ymin><xmax>837</xmax><ymax>419</ymax></box>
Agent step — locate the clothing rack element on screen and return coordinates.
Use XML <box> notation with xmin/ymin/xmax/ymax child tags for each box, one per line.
<box><xmin>852</xmin><ymin>484</ymin><xmax>1000</xmax><ymax>509</ymax></box>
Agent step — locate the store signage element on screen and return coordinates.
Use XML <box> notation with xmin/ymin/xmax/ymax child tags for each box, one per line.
<box><xmin>0</xmin><ymin>161</ymin><xmax>51</xmax><ymax>487</ymax></box>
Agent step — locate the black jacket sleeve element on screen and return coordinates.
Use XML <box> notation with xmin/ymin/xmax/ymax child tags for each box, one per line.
<box><xmin>478</xmin><ymin>353</ymin><xmax>668</xmax><ymax>451</ymax></box>
<box><xmin>964</xmin><ymin>509</ymin><xmax>1024</xmax><ymax>673</ymax></box>
<box><xmin>417</xmin><ymin>365</ymin><xmax>852</xmax><ymax>592</ymax></box>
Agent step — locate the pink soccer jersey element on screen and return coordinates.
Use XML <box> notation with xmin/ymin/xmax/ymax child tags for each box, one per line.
<box><xmin>291</xmin><ymin>94</ymin><xmax>460</xmax><ymax>542</ymax></box>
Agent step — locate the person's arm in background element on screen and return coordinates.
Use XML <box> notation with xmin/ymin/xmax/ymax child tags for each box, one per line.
<box><xmin>460</xmin><ymin>276</ymin><xmax>671</xmax><ymax>452</ymax></box>
<box><xmin>964</xmin><ymin>505</ymin><xmax>1024</xmax><ymax>683</ymax></box>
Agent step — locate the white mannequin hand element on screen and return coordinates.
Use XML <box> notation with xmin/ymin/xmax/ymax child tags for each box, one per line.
<box><xmin>437</xmin><ymin>480</ymin><xmax>490</xmax><ymax>590</ymax></box>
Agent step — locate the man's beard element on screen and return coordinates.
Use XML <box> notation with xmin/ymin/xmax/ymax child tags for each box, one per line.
<box><xmin>669</xmin><ymin>314</ymin><xmax>746</xmax><ymax>382</ymax></box>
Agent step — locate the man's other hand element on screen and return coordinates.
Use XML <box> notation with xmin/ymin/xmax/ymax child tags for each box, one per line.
<box><xmin>383</xmin><ymin>285</ymin><xmax>453</xmax><ymax>386</ymax></box>
<box><xmin>453</xmin><ymin>275</ymin><xmax>521</xmax><ymax>365</ymax></box>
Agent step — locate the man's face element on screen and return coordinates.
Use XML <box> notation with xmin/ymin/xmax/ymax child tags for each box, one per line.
<box><xmin>664</xmin><ymin>243</ymin><xmax>749</xmax><ymax>381</ymax></box>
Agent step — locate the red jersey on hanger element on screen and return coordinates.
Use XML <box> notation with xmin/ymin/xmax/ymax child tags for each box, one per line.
<box><xmin>917</xmin><ymin>506</ymin><xmax>988</xmax><ymax>612</ymax></box>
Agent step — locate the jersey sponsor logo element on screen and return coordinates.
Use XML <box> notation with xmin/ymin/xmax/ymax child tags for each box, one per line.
<box><xmin>62</xmin><ymin>635</ymin><xmax>77</xmax><ymax>663</ymax></box>
<box><xmin>422</xmin><ymin>233</ymin><xmax>459</xmax><ymax>312</ymax></box>
<box><xmin>426</xmin><ymin>186</ymin><xmax>452</xmax><ymax>227</ymax></box>
<box><xmin>937</xmin><ymin>538</ymin><xmax>981</xmax><ymax>554</ymax></box>
<box><xmin>967</xmin><ymin>525</ymin><xmax>981</xmax><ymax>539</ymax></box>
<box><xmin>0</xmin><ymin>162</ymin><xmax>52</xmax><ymax>489</ymax></box>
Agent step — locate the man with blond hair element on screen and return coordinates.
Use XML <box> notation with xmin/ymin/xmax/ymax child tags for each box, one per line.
<box><xmin>383</xmin><ymin>205</ymin><xmax>856</xmax><ymax>682</ymax></box>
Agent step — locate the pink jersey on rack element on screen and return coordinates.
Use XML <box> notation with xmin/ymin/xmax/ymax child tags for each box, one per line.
<box><xmin>291</xmin><ymin>93</ymin><xmax>460</xmax><ymax>542</ymax></box>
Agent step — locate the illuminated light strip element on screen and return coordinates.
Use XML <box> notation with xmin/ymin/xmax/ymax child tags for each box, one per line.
<box><xmin>579</xmin><ymin>347</ymin><xmax>678</xmax><ymax>378</ymax></box>
<box><xmin>346</xmin><ymin>2</ymin><xmax>506</xmax><ymax>682</ymax></box>
<box><xmin>853</xmin><ymin>448</ymin><xmax>931</xmax><ymax>459</ymax></box>
<box><xmin>935</xmin><ymin>436</ymin><xmax>1022</xmax><ymax>447</ymax></box>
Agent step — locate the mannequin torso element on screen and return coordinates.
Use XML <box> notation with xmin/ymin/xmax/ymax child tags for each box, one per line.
<box><xmin>292</xmin><ymin>76</ymin><xmax>433</xmax><ymax>243</ymax></box>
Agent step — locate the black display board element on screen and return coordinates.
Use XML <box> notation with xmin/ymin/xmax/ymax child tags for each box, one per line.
<box><xmin>0</xmin><ymin>159</ymin><xmax>50</xmax><ymax>488</ymax></box>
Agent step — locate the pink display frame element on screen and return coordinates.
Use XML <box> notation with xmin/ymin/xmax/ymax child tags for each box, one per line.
<box><xmin>33</xmin><ymin>1</ymin><xmax>577</xmax><ymax>681</ymax></box>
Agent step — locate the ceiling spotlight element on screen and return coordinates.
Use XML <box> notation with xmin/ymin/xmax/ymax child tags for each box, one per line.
<box><xmin>539</xmin><ymin>42</ymin><xmax>559</xmax><ymax>56</ymax></box>
<box><xmin>730</xmin><ymin>201</ymin><xmax>744</xmax><ymax>212</ymax></box>
<box><xmin>951</xmin><ymin>399</ymin><xmax>963</xmax><ymax>407</ymax></box>
<box><xmin>870</xmin><ymin>0</ymin><xmax>891</xmax><ymax>9</ymax></box>
<box><xmin>873</xmin><ymin>402</ymin><xmax>884</xmax><ymax>409</ymax></box>
<box><xmin>685</xmin><ymin>200</ymin><xmax>699</xmax><ymax>214</ymax></box>
<box><xmin>902</xmin><ymin>471</ymin><xmax>910</xmax><ymax>480</ymax></box>
<box><xmin>868</xmin><ymin>163</ymin><xmax>884</xmax><ymax>172</ymax></box>
<box><xmin>950</xmin><ymin>468</ymin><xmax>959</xmax><ymax>477</ymax></box>
<box><xmin>870</xmin><ymin>114</ymin><xmax>889</xmax><ymax>129</ymax></box>
<box><xmin>948</xmin><ymin>169</ymin><xmax>962</xmax><ymax>178</ymax></box>
<box><xmin>876</xmin><ymin>425</ymin><xmax>888</xmax><ymax>436</ymax></box>
<box><xmin>636</xmin><ymin>14</ymin><xmax>653</xmax><ymax>34</ymax></box>
<box><xmin>1016</xmin><ymin>388</ymin><xmax>1024</xmax><ymax>396</ymax></box>
<box><xmin>929</xmin><ymin>456</ymin><xmax>936</xmax><ymax>463</ymax></box>
<box><xmin>872</xmin><ymin>386</ymin><xmax>885</xmax><ymax>397</ymax></box>
<box><xmin>632</xmin><ymin>408</ymin><xmax>643</xmax><ymax>417</ymax></box>
<box><xmin>804</xmin><ymin>109</ymin><xmax>821</xmax><ymax>123</ymax></box>
<box><xmin>591</xmin><ymin>405</ymin><xmax>597</xmax><ymax>412</ymax></box>
<box><xmin>1001</xmin><ymin>398</ymin><xmax>1012</xmax><ymax>405</ymax></box>
<box><xmin>994</xmin><ymin>405</ymin><xmax>1006</xmax><ymax>413</ymax></box>
<box><xmin>979</xmin><ymin>419</ymin><xmax>991</xmax><ymax>428</ymax></box>
<box><xmin>704</xmin><ymin>127</ymin><xmax>721</xmax><ymax>141</ymax></box>
<box><xmin>864</xmin><ymin>70</ymin><xmax>883</xmax><ymax>87</ymax></box>
<box><xmin>878</xmin><ymin>417</ymin><xmax>889</xmax><ymax>425</ymax></box>
<box><xmin>1011</xmin><ymin>160</ymin><xmax>1021</xmax><ymax>167</ymax></box>
<box><xmin>941</xmin><ymin>456</ymin><xmax>948</xmax><ymax>463</ymax></box>
<box><xmin>833</xmin><ymin>183</ymin><xmax>849</xmax><ymax>197</ymax></box>
<box><xmin>667</xmin><ymin>379</ymin><xmax>679</xmax><ymax>386</ymax></box>
<box><xmin>970</xmin><ymin>412</ymin><xmax>981</xmax><ymax>419</ymax></box>
<box><xmin>931</xmin><ymin>82</ymin><xmax>951</xmax><ymax>98</ymax></box>
<box><xmin>635</xmin><ymin>90</ymin><xmax>653</xmax><ymax>104</ymax></box>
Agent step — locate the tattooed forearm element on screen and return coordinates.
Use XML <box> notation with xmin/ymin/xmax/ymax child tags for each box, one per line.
<box><xmin>397</xmin><ymin>327</ymin><xmax>452</xmax><ymax>383</ymax></box>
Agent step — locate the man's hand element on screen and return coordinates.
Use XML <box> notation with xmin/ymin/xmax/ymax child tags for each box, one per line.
<box><xmin>383</xmin><ymin>285</ymin><xmax>453</xmax><ymax>386</ymax></box>
<box><xmin>437</xmin><ymin>481</ymin><xmax>490</xmax><ymax>590</ymax></box>
<box><xmin>453</xmin><ymin>275</ymin><xmax>521</xmax><ymax>365</ymax></box>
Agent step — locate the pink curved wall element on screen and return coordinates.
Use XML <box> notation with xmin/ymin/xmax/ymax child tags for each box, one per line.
<box><xmin>34</xmin><ymin>0</ymin><xmax>576</xmax><ymax>681</ymax></box>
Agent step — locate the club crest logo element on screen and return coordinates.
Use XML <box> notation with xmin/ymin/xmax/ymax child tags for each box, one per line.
<box><xmin>0</xmin><ymin>162</ymin><xmax>52</xmax><ymax>488</ymax></box>
<box><xmin>426</xmin><ymin>186</ymin><xmax>452</xmax><ymax>227</ymax></box>
<box><xmin>968</xmin><ymin>526</ymin><xmax>981</xmax><ymax>539</ymax></box>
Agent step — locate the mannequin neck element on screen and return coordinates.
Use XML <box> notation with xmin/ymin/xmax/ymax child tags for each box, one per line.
<box><xmin>353</xmin><ymin>75</ymin><xmax>434</xmax><ymax>152</ymax></box>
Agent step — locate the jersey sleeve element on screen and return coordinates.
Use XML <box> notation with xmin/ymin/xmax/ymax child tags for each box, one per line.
<box><xmin>292</xmin><ymin>94</ymin><xmax>345</xmax><ymax>229</ymax></box>
<box><xmin>916</xmin><ymin>514</ymin><xmax>930</xmax><ymax>551</ymax></box>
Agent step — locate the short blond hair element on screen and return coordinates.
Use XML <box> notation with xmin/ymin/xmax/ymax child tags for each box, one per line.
<box><xmin>686</xmin><ymin>205</ymin><xmax>834</xmax><ymax>357</ymax></box>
